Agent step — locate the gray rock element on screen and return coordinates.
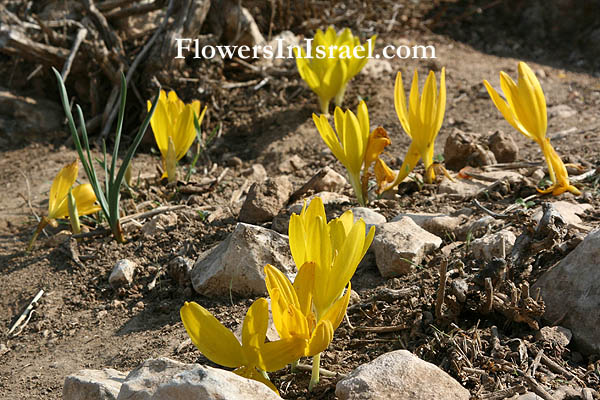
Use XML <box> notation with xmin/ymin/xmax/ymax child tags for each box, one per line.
<box><xmin>310</xmin><ymin>166</ymin><xmax>348</xmax><ymax>193</ymax></box>
<box><xmin>109</xmin><ymin>259</ymin><xmax>137</xmax><ymax>288</ymax></box>
<box><xmin>392</xmin><ymin>212</ymin><xmax>464</xmax><ymax>238</ymax></box>
<box><xmin>141</xmin><ymin>213</ymin><xmax>178</xmax><ymax>237</ymax></box>
<box><xmin>64</xmin><ymin>368</ymin><xmax>126</xmax><ymax>400</ymax></box>
<box><xmin>278</xmin><ymin>154</ymin><xmax>306</xmax><ymax>173</ymax></box>
<box><xmin>372</xmin><ymin>217</ymin><xmax>442</xmax><ymax>278</ymax></box>
<box><xmin>241</xmin><ymin>163</ymin><xmax>267</xmax><ymax>183</ymax></box>
<box><xmin>440</xmin><ymin>170</ymin><xmax>524</xmax><ymax>199</ymax></box>
<box><xmin>362</xmin><ymin>59</ymin><xmax>393</xmax><ymax>78</ymax></box>
<box><xmin>535</xmin><ymin>326</ymin><xmax>572</xmax><ymax>347</ymax></box>
<box><xmin>443</xmin><ymin>129</ymin><xmax>496</xmax><ymax>171</ymax></box>
<box><xmin>168</xmin><ymin>256</ymin><xmax>194</xmax><ymax>287</ymax></box>
<box><xmin>191</xmin><ymin>223</ymin><xmax>295</xmax><ymax>296</ymax></box>
<box><xmin>351</xmin><ymin>207</ymin><xmax>386</xmax><ymax>230</ymax></box>
<box><xmin>548</xmin><ymin>104</ymin><xmax>576</xmax><ymax>119</ymax></box>
<box><xmin>117</xmin><ymin>357</ymin><xmax>281</xmax><ymax>400</ymax></box>
<box><xmin>239</xmin><ymin>177</ymin><xmax>293</xmax><ymax>224</ymax></box>
<box><xmin>470</xmin><ymin>230</ymin><xmax>516</xmax><ymax>261</ymax></box>
<box><xmin>533</xmin><ymin>229</ymin><xmax>600</xmax><ymax>354</ymax></box>
<box><xmin>532</xmin><ymin>201</ymin><xmax>592</xmax><ymax>227</ymax></box>
<box><xmin>335</xmin><ymin>350</ymin><xmax>469</xmax><ymax>400</ymax></box>
<box><xmin>488</xmin><ymin>130</ymin><xmax>518</xmax><ymax>163</ymax></box>
<box><xmin>508</xmin><ymin>393</ymin><xmax>543</xmax><ymax>400</ymax></box>
<box><xmin>439</xmin><ymin>177</ymin><xmax>487</xmax><ymax>199</ymax></box>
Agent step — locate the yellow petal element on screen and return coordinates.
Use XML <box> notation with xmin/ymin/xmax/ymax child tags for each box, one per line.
<box><xmin>394</xmin><ymin>71</ymin><xmax>411</xmax><ymax>137</ymax></box>
<box><xmin>293</xmin><ymin>261</ymin><xmax>315</xmax><ymax>317</ymax></box>
<box><xmin>321</xmin><ymin>282</ymin><xmax>352</xmax><ymax>331</ymax></box>
<box><xmin>150</xmin><ymin>96</ymin><xmax>171</xmax><ymax>157</ymax></box>
<box><xmin>173</xmin><ymin>105</ymin><xmax>196</xmax><ymax>161</ymax></box>
<box><xmin>49</xmin><ymin>161</ymin><xmax>78</xmax><ymax>217</ymax></box>
<box><xmin>234</xmin><ymin>366</ymin><xmax>279</xmax><ymax>394</ymax></box>
<box><xmin>306</xmin><ymin>320</ymin><xmax>333</xmax><ymax>356</ymax></box>
<box><xmin>70</xmin><ymin>184</ymin><xmax>101</xmax><ymax>216</ymax></box>
<box><xmin>259</xmin><ymin>336</ymin><xmax>307</xmax><ymax>372</ymax></box>
<box><xmin>264</xmin><ymin>264</ymin><xmax>299</xmax><ymax>308</ymax></box>
<box><xmin>288</xmin><ymin>214</ymin><xmax>308</xmax><ymax>269</ymax></box>
<box><xmin>180</xmin><ymin>301</ymin><xmax>245</xmax><ymax>368</ymax></box>
<box><xmin>374</xmin><ymin>158</ymin><xmax>397</xmax><ymax>194</ymax></box>
<box><xmin>434</xmin><ymin>67</ymin><xmax>446</xmax><ymax>134</ymax></box>
<box><xmin>364</xmin><ymin>126</ymin><xmax>391</xmax><ymax>167</ymax></box>
<box><xmin>242</xmin><ymin>298</ymin><xmax>269</xmax><ymax>350</ymax></box>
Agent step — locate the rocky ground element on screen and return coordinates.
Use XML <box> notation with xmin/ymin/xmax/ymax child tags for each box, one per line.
<box><xmin>1</xmin><ymin>1</ymin><xmax>599</xmax><ymax>399</ymax></box>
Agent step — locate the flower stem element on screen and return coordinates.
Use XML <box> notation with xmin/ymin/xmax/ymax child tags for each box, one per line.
<box><xmin>309</xmin><ymin>353</ymin><xmax>321</xmax><ymax>391</ymax></box>
<box><xmin>335</xmin><ymin>84</ymin><xmax>348</xmax><ymax>107</ymax></box>
<box><xmin>319</xmin><ymin>97</ymin><xmax>330</xmax><ymax>115</ymax></box>
<box><xmin>291</xmin><ymin>359</ymin><xmax>299</xmax><ymax>373</ymax></box>
<box><xmin>348</xmin><ymin>173</ymin><xmax>367</xmax><ymax>206</ymax></box>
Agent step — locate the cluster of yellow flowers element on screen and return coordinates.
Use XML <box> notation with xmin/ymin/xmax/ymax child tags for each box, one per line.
<box><xmin>295</xmin><ymin>26</ymin><xmax>376</xmax><ymax>114</ymax></box>
<box><xmin>299</xmin><ymin>27</ymin><xmax>579</xmax><ymax>201</ymax></box>
<box><xmin>180</xmin><ymin>197</ymin><xmax>375</xmax><ymax>392</ymax></box>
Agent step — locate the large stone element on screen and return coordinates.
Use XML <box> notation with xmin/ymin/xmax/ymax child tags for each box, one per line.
<box><xmin>109</xmin><ymin>259</ymin><xmax>137</xmax><ymax>288</ymax></box>
<box><xmin>351</xmin><ymin>207</ymin><xmax>386</xmax><ymax>230</ymax></box>
<box><xmin>191</xmin><ymin>223</ymin><xmax>295</xmax><ymax>296</ymax></box>
<box><xmin>117</xmin><ymin>357</ymin><xmax>282</xmax><ymax>400</ymax></box>
<box><xmin>372</xmin><ymin>217</ymin><xmax>442</xmax><ymax>278</ymax></box>
<box><xmin>239</xmin><ymin>176</ymin><xmax>293</xmax><ymax>224</ymax></box>
<box><xmin>336</xmin><ymin>350</ymin><xmax>470</xmax><ymax>400</ymax></box>
<box><xmin>488</xmin><ymin>130</ymin><xmax>518</xmax><ymax>163</ymax></box>
<box><xmin>64</xmin><ymin>368</ymin><xmax>126</xmax><ymax>400</ymax></box>
<box><xmin>392</xmin><ymin>212</ymin><xmax>465</xmax><ymax>238</ymax></box>
<box><xmin>443</xmin><ymin>129</ymin><xmax>496</xmax><ymax>171</ymax></box>
<box><xmin>533</xmin><ymin>229</ymin><xmax>600</xmax><ymax>354</ymax></box>
<box><xmin>532</xmin><ymin>201</ymin><xmax>592</xmax><ymax>227</ymax></box>
<box><xmin>470</xmin><ymin>230</ymin><xmax>516</xmax><ymax>261</ymax></box>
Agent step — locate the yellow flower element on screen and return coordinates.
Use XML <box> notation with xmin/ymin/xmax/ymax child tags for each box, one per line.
<box><xmin>312</xmin><ymin>101</ymin><xmax>371</xmax><ymax>205</ymax></box>
<box><xmin>147</xmin><ymin>90</ymin><xmax>207</xmax><ymax>182</ymax></box>
<box><xmin>483</xmin><ymin>62</ymin><xmax>580</xmax><ymax>195</ymax></box>
<box><xmin>264</xmin><ymin>263</ymin><xmax>338</xmax><ymax>357</ymax></box>
<box><xmin>27</xmin><ymin>161</ymin><xmax>101</xmax><ymax>250</ymax></box>
<box><xmin>384</xmin><ymin>67</ymin><xmax>446</xmax><ymax>190</ymax></box>
<box><xmin>374</xmin><ymin>158</ymin><xmax>397</xmax><ymax>194</ymax></box>
<box><xmin>288</xmin><ymin>197</ymin><xmax>374</xmax><ymax>317</ymax></box>
<box><xmin>180</xmin><ymin>299</ymin><xmax>305</xmax><ymax>393</ymax></box>
<box><xmin>295</xmin><ymin>27</ymin><xmax>375</xmax><ymax>114</ymax></box>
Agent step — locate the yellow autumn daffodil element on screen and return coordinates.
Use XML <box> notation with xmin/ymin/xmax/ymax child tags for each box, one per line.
<box><xmin>264</xmin><ymin>263</ymin><xmax>339</xmax><ymax>357</ymax></box>
<box><xmin>27</xmin><ymin>160</ymin><xmax>101</xmax><ymax>250</ymax></box>
<box><xmin>288</xmin><ymin>197</ymin><xmax>374</xmax><ymax>318</ymax></box>
<box><xmin>313</xmin><ymin>101</ymin><xmax>371</xmax><ymax>205</ymax></box>
<box><xmin>180</xmin><ymin>298</ymin><xmax>306</xmax><ymax>393</ymax></box>
<box><xmin>483</xmin><ymin>62</ymin><xmax>580</xmax><ymax>195</ymax></box>
<box><xmin>285</xmin><ymin>197</ymin><xmax>374</xmax><ymax>389</ymax></box>
<box><xmin>147</xmin><ymin>90</ymin><xmax>207</xmax><ymax>182</ymax></box>
<box><xmin>295</xmin><ymin>26</ymin><xmax>375</xmax><ymax>114</ymax></box>
<box><xmin>379</xmin><ymin>68</ymin><xmax>447</xmax><ymax>193</ymax></box>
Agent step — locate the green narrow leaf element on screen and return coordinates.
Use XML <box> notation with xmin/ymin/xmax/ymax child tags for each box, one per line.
<box><xmin>110</xmin><ymin>73</ymin><xmax>127</xmax><ymax>182</ymax></box>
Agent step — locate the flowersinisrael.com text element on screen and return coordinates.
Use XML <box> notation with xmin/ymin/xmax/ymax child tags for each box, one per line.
<box><xmin>175</xmin><ymin>38</ymin><xmax>436</xmax><ymax>60</ymax></box>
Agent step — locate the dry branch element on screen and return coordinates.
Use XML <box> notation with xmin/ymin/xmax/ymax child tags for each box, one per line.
<box><xmin>0</xmin><ymin>26</ymin><xmax>69</xmax><ymax>66</ymax></box>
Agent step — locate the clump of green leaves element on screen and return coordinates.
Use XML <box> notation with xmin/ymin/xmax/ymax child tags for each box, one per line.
<box><xmin>53</xmin><ymin>68</ymin><xmax>159</xmax><ymax>243</ymax></box>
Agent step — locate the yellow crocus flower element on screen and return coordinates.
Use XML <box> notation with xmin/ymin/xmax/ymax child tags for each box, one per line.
<box><xmin>28</xmin><ymin>161</ymin><xmax>101</xmax><ymax>250</ymax></box>
<box><xmin>264</xmin><ymin>263</ymin><xmax>338</xmax><ymax>357</ymax></box>
<box><xmin>313</xmin><ymin>101</ymin><xmax>371</xmax><ymax>205</ymax></box>
<box><xmin>383</xmin><ymin>68</ymin><xmax>446</xmax><ymax>191</ymax></box>
<box><xmin>295</xmin><ymin>26</ymin><xmax>374</xmax><ymax>114</ymax></box>
<box><xmin>483</xmin><ymin>62</ymin><xmax>580</xmax><ymax>195</ymax></box>
<box><xmin>288</xmin><ymin>197</ymin><xmax>374</xmax><ymax>317</ymax></box>
<box><xmin>180</xmin><ymin>298</ymin><xmax>306</xmax><ymax>394</ymax></box>
<box><xmin>147</xmin><ymin>90</ymin><xmax>207</xmax><ymax>182</ymax></box>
